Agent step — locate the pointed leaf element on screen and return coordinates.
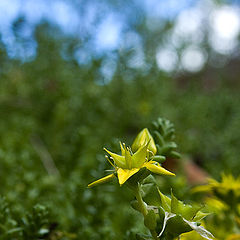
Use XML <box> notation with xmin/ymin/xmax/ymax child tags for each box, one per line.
<box><xmin>158</xmin><ymin>212</ymin><xmax>176</xmax><ymax>237</ymax></box>
<box><xmin>169</xmin><ymin>151</ymin><xmax>181</xmax><ymax>159</ymax></box>
<box><xmin>144</xmin><ymin>210</ymin><xmax>157</xmax><ymax>230</ymax></box>
<box><xmin>131</xmin><ymin>200</ymin><xmax>141</xmax><ymax>212</ymax></box>
<box><xmin>165</xmin><ymin>215</ymin><xmax>193</xmax><ymax>237</ymax></box>
<box><xmin>142</xmin><ymin>174</ymin><xmax>156</xmax><ymax>185</ymax></box>
<box><xmin>152</xmin><ymin>155</ymin><xmax>166</xmax><ymax>163</ymax></box>
<box><xmin>158</xmin><ymin>206</ymin><xmax>165</xmax><ymax>223</ymax></box>
<box><xmin>179</xmin><ymin>203</ymin><xmax>203</xmax><ymax>221</ymax></box>
<box><xmin>157</xmin><ymin>189</ymin><xmax>171</xmax><ymax>212</ymax></box>
<box><xmin>183</xmin><ymin>220</ymin><xmax>214</xmax><ymax>240</ymax></box>
<box><xmin>193</xmin><ymin>211</ymin><xmax>210</xmax><ymax>222</ymax></box>
<box><xmin>153</xmin><ymin>130</ymin><xmax>164</xmax><ymax>146</ymax></box>
<box><xmin>171</xmin><ymin>190</ymin><xmax>179</xmax><ymax>214</ymax></box>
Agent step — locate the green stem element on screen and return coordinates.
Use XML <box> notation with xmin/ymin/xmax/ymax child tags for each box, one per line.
<box><xmin>150</xmin><ymin>229</ymin><xmax>158</xmax><ymax>239</ymax></box>
<box><xmin>134</xmin><ymin>183</ymin><xmax>158</xmax><ymax>240</ymax></box>
<box><xmin>135</xmin><ymin>183</ymin><xmax>148</xmax><ymax>217</ymax></box>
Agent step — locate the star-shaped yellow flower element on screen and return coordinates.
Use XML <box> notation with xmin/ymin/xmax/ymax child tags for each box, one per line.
<box><xmin>88</xmin><ymin>142</ymin><xmax>175</xmax><ymax>187</ymax></box>
<box><xmin>192</xmin><ymin>173</ymin><xmax>240</xmax><ymax>201</ymax></box>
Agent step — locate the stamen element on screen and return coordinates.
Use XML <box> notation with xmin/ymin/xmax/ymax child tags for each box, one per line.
<box><xmin>105</xmin><ymin>155</ymin><xmax>115</xmax><ymax>168</ymax></box>
<box><xmin>147</xmin><ymin>150</ymin><xmax>154</xmax><ymax>158</ymax></box>
<box><xmin>129</xmin><ymin>146</ymin><xmax>133</xmax><ymax>155</ymax></box>
<box><xmin>126</xmin><ymin>146</ymin><xmax>132</xmax><ymax>155</ymax></box>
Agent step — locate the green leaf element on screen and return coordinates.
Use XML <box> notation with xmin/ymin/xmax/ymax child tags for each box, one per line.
<box><xmin>169</xmin><ymin>151</ymin><xmax>181</xmax><ymax>159</ymax></box>
<box><xmin>130</xmin><ymin>200</ymin><xmax>141</xmax><ymax>212</ymax></box>
<box><xmin>165</xmin><ymin>215</ymin><xmax>193</xmax><ymax>237</ymax></box>
<box><xmin>178</xmin><ymin>202</ymin><xmax>203</xmax><ymax>221</ymax></box>
<box><xmin>153</xmin><ymin>131</ymin><xmax>164</xmax><ymax>146</ymax></box>
<box><xmin>170</xmin><ymin>190</ymin><xmax>179</xmax><ymax>214</ymax></box>
<box><xmin>144</xmin><ymin>210</ymin><xmax>157</xmax><ymax>230</ymax></box>
<box><xmin>158</xmin><ymin>212</ymin><xmax>176</xmax><ymax>237</ymax></box>
<box><xmin>160</xmin><ymin>143</ymin><xmax>177</xmax><ymax>155</ymax></box>
<box><xmin>136</xmin><ymin>233</ymin><xmax>153</xmax><ymax>240</ymax></box>
<box><xmin>164</xmin><ymin>129</ymin><xmax>175</xmax><ymax>141</ymax></box>
<box><xmin>158</xmin><ymin>207</ymin><xmax>165</xmax><ymax>223</ymax></box>
<box><xmin>152</xmin><ymin>155</ymin><xmax>166</xmax><ymax>163</ymax></box>
<box><xmin>184</xmin><ymin>220</ymin><xmax>214</xmax><ymax>240</ymax></box>
<box><xmin>142</xmin><ymin>175</ymin><xmax>156</xmax><ymax>185</ymax></box>
<box><xmin>157</xmin><ymin>189</ymin><xmax>171</xmax><ymax>212</ymax></box>
<box><xmin>193</xmin><ymin>211</ymin><xmax>210</xmax><ymax>222</ymax></box>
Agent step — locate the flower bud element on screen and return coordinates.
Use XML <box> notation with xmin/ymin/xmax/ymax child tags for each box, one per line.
<box><xmin>132</xmin><ymin>128</ymin><xmax>157</xmax><ymax>154</ymax></box>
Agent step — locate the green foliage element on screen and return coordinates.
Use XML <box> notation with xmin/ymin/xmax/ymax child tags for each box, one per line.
<box><xmin>157</xmin><ymin>190</ymin><xmax>212</xmax><ymax>240</ymax></box>
<box><xmin>0</xmin><ymin>197</ymin><xmax>20</xmax><ymax>240</ymax></box>
<box><xmin>0</xmin><ymin>198</ymin><xmax>61</xmax><ymax>240</ymax></box>
<box><xmin>21</xmin><ymin>204</ymin><xmax>52</xmax><ymax>239</ymax></box>
<box><xmin>144</xmin><ymin>210</ymin><xmax>157</xmax><ymax>230</ymax></box>
<box><xmin>152</xmin><ymin>118</ymin><xmax>181</xmax><ymax>160</ymax></box>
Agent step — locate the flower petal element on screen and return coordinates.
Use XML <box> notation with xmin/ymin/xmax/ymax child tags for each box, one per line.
<box><xmin>144</xmin><ymin>161</ymin><xmax>175</xmax><ymax>176</ymax></box>
<box><xmin>117</xmin><ymin>168</ymin><xmax>140</xmax><ymax>185</ymax></box>
<box><xmin>191</xmin><ymin>185</ymin><xmax>212</xmax><ymax>194</ymax></box>
<box><xmin>119</xmin><ymin>142</ymin><xmax>125</xmax><ymax>156</ymax></box>
<box><xmin>132</xmin><ymin>143</ymin><xmax>148</xmax><ymax>168</ymax></box>
<box><xmin>124</xmin><ymin>145</ymin><xmax>132</xmax><ymax>169</ymax></box>
<box><xmin>104</xmin><ymin>148</ymin><xmax>126</xmax><ymax>168</ymax></box>
<box><xmin>88</xmin><ymin>173</ymin><xmax>115</xmax><ymax>188</ymax></box>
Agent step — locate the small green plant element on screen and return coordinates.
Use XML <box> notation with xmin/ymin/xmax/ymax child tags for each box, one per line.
<box><xmin>88</xmin><ymin>118</ymin><xmax>213</xmax><ymax>239</ymax></box>
<box><xmin>152</xmin><ymin>118</ymin><xmax>181</xmax><ymax>160</ymax></box>
<box><xmin>21</xmin><ymin>204</ymin><xmax>53</xmax><ymax>239</ymax></box>
<box><xmin>0</xmin><ymin>197</ymin><xmax>21</xmax><ymax>240</ymax></box>
<box><xmin>157</xmin><ymin>189</ymin><xmax>211</xmax><ymax>240</ymax></box>
<box><xmin>0</xmin><ymin>198</ymin><xmax>71</xmax><ymax>240</ymax></box>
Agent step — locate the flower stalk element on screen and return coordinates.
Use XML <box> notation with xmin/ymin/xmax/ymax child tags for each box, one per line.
<box><xmin>133</xmin><ymin>183</ymin><xmax>158</xmax><ymax>240</ymax></box>
<box><xmin>134</xmin><ymin>183</ymin><xmax>148</xmax><ymax>217</ymax></box>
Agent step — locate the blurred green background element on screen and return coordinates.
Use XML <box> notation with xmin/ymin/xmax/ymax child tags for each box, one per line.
<box><xmin>0</xmin><ymin>0</ymin><xmax>240</xmax><ymax>239</ymax></box>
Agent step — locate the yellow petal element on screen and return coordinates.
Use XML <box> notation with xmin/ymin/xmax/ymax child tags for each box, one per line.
<box><xmin>117</xmin><ymin>168</ymin><xmax>140</xmax><ymax>185</ymax></box>
<box><xmin>104</xmin><ymin>148</ymin><xmax>126</xmax><ymax>168</ymax></box>
<box><xmin>124</xmin><ymin>145</ymin><xmax>132</xmax><ymax>169</ymax></box>
<box><xmin>119</xmin><ymin>142</ymin><xmax>125</xmax><ymax>156</ymax></box>
<box><xmin>191</xmin><ymin>185</ymin><xmax>212</xmax><ymax>194</ymax></box>
<box><xmin>132</xmin><ymin>143</ymin><xmax>148</xmax><ymax>168</ymax></box>
<box><xmin>88</xmin><ymin>173</ymin><xmax>115</xmax><ymax>188</ymax></box>
<box><xmin>144</xmin><ymin>161</ymin><xmax>175</xmax><ymax>176</ymax></box>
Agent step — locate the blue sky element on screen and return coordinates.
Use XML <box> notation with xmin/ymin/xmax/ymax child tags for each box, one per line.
<box><xmin>0</xmin><ymin>0</ymin><xmax>196</xmax><ymax>59</ymax></box>
<box><xmin>0</xmin><ymin>0</ymin><xmax>239</xmax><ymax>75</ymax></box>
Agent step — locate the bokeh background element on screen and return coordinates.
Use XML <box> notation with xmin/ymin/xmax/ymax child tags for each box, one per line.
<box><xmin>0</xmin><ymin>0</ymin><xmax>240</xmax><ymax>239</ymax></box>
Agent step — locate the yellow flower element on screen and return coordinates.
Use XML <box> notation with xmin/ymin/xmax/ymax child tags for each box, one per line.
<box><xmin>192</xmin><ymin>174</ymin><xmax>240</xmax><ymax>198</ymax></box>
<box><xmin>88</xmin><ymin>142</ymin><xmax>175</xmax><ymax>187</ymax></box>
<box><xmin>207</xmin><ymin>197</ymin><xmax>229</xmax><ymax>212</ymax></box>
<box><xmin>226</xmin><ymin>234</ymin><xmax>240</xmax><ymax>240</ymax></box>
